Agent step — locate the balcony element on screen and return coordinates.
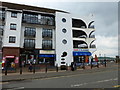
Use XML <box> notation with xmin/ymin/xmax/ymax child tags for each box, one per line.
<box><xmin>22</xmin><ymin>15</ymin><xmax>55</xmax><ymax>26</ymax></box>
<box><xmin>73</xmin><ymin>40</ymin><xmax>88</xmax><ymax>49</ymax></box>
<box><xmin>42</xmin><ymin>40</ymin><xmax>52</xmax><ymax>50</ymax></box>
<box><xmin>0</xmin><ymin>12</ymin><xmax>5</xmax><ymax>20</ymax></box>
<box><xmin>0</xmin><ymin>25</ymin><xmax>3</xmax><ymax>36</ymax></box>
<box><xmin>42</xmin><ymin>29</ymin><xmax>52</xmax><ymax>38</ymax></box>
<box><xmin>24</xmin><ymin>39</ymin><xmax>35</xmax><ymax>49</ymax></box>
<box><xmin>24</xmin><ymin>30</ymin><xmax>36</xmax><ymax>37</ymax></box>
<box><xmin>90</xmin><ymin>44</ymin><xmax>96</xmax><ymax>48</ymax></box>
<box><xmin>24</xmin><ymin>43</ymin><xmax>35</xmax><ymax>49</ymax></box>
<box><xmin>89</xmin><ymin>35</ymin><xmax>95</xmax><ymax>38</ymax></box>
<box><xmin>89</xmin><ymin>25</ymin><xmax>95</xmax><ymax>29</ymax></box>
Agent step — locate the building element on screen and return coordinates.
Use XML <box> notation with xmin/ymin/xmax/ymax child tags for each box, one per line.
<box><xmin>0</xmin><ymin>2</ymin><xmax>96</xmax><ymax>68</ymax></box>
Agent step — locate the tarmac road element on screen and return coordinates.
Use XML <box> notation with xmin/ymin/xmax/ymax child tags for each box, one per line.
<box><xmin>2</xmin><ymin>63</ymin><xmax>119</xmax><ymax>89</ymax></box>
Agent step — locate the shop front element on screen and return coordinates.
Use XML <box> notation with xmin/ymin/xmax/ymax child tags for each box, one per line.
<box><xmin>38</xmin><ymin>54</ymin><xmax>55</xmax><ymax>66</ymax></box>
<box><xmin>73</xmin><ymin>51</ymin><xmax>92</xmax><ymax>64</ymax></box>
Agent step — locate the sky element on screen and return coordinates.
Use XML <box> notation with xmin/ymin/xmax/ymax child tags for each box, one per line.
<box><xmin>1</xmin><ymin>0</ymin><xmax>119</xmax><ymax>57</ymax></box>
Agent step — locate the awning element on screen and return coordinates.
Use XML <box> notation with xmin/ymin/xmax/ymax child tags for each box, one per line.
<box><xmin>39</xmin><ymin>54</ymin><xmax>55</xmax><ymax>57</ymax></box>
<box><xmin>6</xmin><ymin>56</ymin><xmax>15</xmax><ymax>58</ymax></box>
<box><xmin>73</xmin><ymin>51</ymin><xmax>92</xmax><ymax>56</ymax></box>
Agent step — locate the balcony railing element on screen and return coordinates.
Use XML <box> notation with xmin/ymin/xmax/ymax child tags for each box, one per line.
<box><xmin>0</xmin><ymin>13</ymin><xmax>5</xmax><ymax>20</ymax></box>
<box><xmin>0</xmin><ymin>25</ymin><xmax>3</xmax><ymax>36</ymax></box>
<box><xmin>89</xmin><ymin>35</ymin><xmax>95</xmax><ymax>38</ymax></box>
<box><xmin>22</xmin><ymin>17</ymin><xmax>55</xmax><ymax>26</ymax></box>
<box><xmin>90</xmin><ymin>44</ymin><xmax>96</xmax><ymax>48</ymax></box>
<box><xmin>24</xmin><ymin>43</ymin><xmax>35</xmax><ymax>49</ymax></box>
<box><xmin>89</xmin><ymin>25</ymin><xmax>95</xmax><ymax>29</ymax></box>
<box><xmin>24</xmin><ymin>30</ymin><xmax>36</xmax><ymax>37</ymax></box>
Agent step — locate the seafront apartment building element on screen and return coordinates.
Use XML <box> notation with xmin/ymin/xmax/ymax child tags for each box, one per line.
<box><xmin>0</xmin><ymin>2</ymin><xmax>96</xmax><ymax>68</ymax></box>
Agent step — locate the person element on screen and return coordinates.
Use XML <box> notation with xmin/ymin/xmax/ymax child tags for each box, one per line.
<box><xmin>22</xmin><ymin>61</ymin><xmax>25</xmax><ymax>67</ymax></box>
<box><xmin>11</xmin><ymin>62</ymin><xmax>15</xmax><ymax>71</ymax></box>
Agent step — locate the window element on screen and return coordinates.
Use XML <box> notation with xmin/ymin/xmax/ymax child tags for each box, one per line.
<box><xmin>24</xmin><ymin>27</ymin><xmax>36</xmax><ymax>37</ymax></box>
<box><xmin>62</xmin><ymin>39</ymin><xmax>67</xmax><ymax>44</ymax></box>
<box><xmin>24</xmin><ymin>39</ymin><xmax>35</xmax><ymax>48</ymax></box>
<box><xmin>10</xmin><ymin>23</ymin><xmax>16</xmax><ymax>30</ymax></box>
<box><xmin>62</xmin><ymin>18</ymin><xmax>66</xmax><ymax>23</ymax></box>
<box><xmin>11</xmin><ymin>12</ymin><xmax>17</xmax><ymax>18</ymax></box>
<box><xmin>42</xmin><ymin>29</ymin><xmax>52</xmax><ymax>38</ymax></box>
<box><xmin>9</xmin><ymin>36</ymin><xmax>16</xmax><ymax>43</ymax></box>
<box><xmin>42</xmin><ymin>40</ymin><xmax>52</xmax><ymax>49</ymax></box>
<box><xmin>62</xmin><ymin>28</ymin><xmax>67</xmax><ymax>33</ymax></box>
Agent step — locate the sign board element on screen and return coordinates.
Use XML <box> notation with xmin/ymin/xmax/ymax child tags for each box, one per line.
<box><xmin>74</xmin><ymin>48</ymin><xmax>89</xmax><ymax>52</ymax></box>
<box><xmin>40</xmin><ymin>50</ymin><xmax>55</xmax><ymax>54</ymax></box>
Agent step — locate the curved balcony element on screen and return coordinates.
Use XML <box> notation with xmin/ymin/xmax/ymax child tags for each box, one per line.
<box><xmin>72</xmin><ymin>19</ymin><xmax>87</xmax><ymax>28</ymax></box>
<box><xmin>73</xmin><ymin>40</ymin><xmax>88</xmax><ymax>49</ymax></box>
<box><xmin>88</xmin><ymin>21</ymin><xmax>95</xmax><ymax>29</ymax></box>
<box><xmin>90</xmin><ymin>44</ymin><xmax>96</xmax><ymax>48</ymax></box>
<box><xmin>89</xmin><ymin>35</ymin><xmax>95</xmax><ymax>38</ymax></box>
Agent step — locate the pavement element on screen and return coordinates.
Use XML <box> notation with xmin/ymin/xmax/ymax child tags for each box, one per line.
<box><xmin>1</xmin><ymin>62</ymin><xmax>118</xmax><ymax>83</ymax></box>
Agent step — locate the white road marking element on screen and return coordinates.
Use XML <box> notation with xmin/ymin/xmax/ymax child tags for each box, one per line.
<box><xmin>71</xmin><ymin>78</ymin><xmax>118</xmax><ymax>87</ymax></box>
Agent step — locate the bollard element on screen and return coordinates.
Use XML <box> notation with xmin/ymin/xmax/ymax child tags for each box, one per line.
<box><xmin>20</xmin><ymin>66</ymin><xmax>22</xmax><ymax>74</ymax></box>
<box><xmin>105</xmin><ymin>60</ymin><xmax>106</xmax><ymax>67</ymax></box>
<box><xmin>91</xmin><ymin>61</ymin><xmax>92</xmax><ymax>69</ymax></box>
<box><xmin>66</xmin><ymin>63</ymin><xmax>68</xmax><ymax>71</ymax></box>
<box><xmin>56</xmin><ymin>64</ymin><xmax>58</xmax><ymax>72</ymax></box>
<box><xmin>97</xmin><ymin>62</ymin><xmax>99</xmax><ymax>68</ymax></box>
<box><xmin>45</xmin><ymin>63</ymin><xmax>47</xmax><ymax>73</ymax></box>
<box><xmin>83</xmin><ymin>62</ymin><xmax>85</xmax><ymax>69</ymax></box>
<box><xmin>33</xmin><ymin>64</ymin><xmax>35</xmax><ymax>74</ymax></box>
<box><xmin>5</xmin><ymin>67</ymin><xmax>7</xmax><ymax>75</ymax></box>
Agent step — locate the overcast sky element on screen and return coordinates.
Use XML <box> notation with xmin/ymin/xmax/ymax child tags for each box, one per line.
<box><xmin>1</xmin><ymin>0</ymin><xmax>119</xmax><ymax>57</ymax></box>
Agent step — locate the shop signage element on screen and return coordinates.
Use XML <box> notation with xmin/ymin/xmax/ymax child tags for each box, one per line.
<box><xmin>6</xmin><ymin>56</ymin><xmax>15</xmax><ymax>58</ymax></box>
<box><xmin>40</xmin><ymin>50</ymin><xmax>55</xmax><ymax>54</ymax></box>
<box><xmin>74</xmin><ymin>48</ymin><xmax>89</xmax><ymax>52</ymax></box>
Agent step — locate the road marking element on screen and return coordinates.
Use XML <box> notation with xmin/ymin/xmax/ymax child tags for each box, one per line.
<box><xmin>71</xmin><ymin>78</ymin><xmax>118</xmax><ymax>87</ymax></box>
<box><xmin>6</xmin><ymin>87</ymin><xmax>25</xmax><ymax>90</ymax></box>
<box><xmin>0</xmin><ymin>82</ymin><xmax>9</xmax><ymax>84</ymax></box>
<box><xmin>113</xmin><ymin>85</ymin><xmax>120</xmax><ymax>88</ymax></box>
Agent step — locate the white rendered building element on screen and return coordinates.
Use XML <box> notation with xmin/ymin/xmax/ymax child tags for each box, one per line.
<box><xmin>0</xmin><ymin>2</ymin><xmax>96</xmax><ymax>68</ymax></box>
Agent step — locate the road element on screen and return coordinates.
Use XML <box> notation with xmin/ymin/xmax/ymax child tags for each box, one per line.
<box><xmin>2</xmin><ymin>64</ymin><xmax>119</xmax><ymax>89</ymax></box>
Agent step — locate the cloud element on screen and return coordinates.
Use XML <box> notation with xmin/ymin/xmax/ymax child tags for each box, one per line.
<box><xmin>94</xmin><ymin>35</ymin><xmax>118</xmax><ymax>57</ymax></box>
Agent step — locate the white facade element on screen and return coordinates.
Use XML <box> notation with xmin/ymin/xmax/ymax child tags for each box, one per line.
<box><xmin>0</xmin><ymin>2</ymin><xmax>96</xmax><ymax>68</ymax></box>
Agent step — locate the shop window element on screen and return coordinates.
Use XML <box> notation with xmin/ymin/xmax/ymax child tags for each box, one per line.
<box><xmin>9</xmin><ymin>36</ymin><xmax>16</xmax><ymax>43</ymax></box>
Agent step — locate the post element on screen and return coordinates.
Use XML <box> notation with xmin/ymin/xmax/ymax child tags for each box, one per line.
<box><xmin>5</xmin><ymin>61</ymin><xmax>7</xmax><ymax>75</ymax></box>
<box><xmin>45</xmin><ymin>58</ymin><xmax>47</xmax><ymax>73</ymax></box>
<box><xmin>56</xmin><ymin>64</ymin><xmax>58</xmax><ymax>72</ymax></box>
<box><xmin>97</xmin><ymin>61</ymin><xmax>99</xmax><ymax>68</ymax></box>
<box><xmin>91</xmin><ymin>59</ymin><xmax>92</xmax><ymax>69</ymax></box>
<box><xmin>66</xmin><ymin>63</ymin><xmax>68</xmax><ymax>71</ymax></box>
<box><xmin>20</xmin><ymin>55</ymin><xmax>22</xmax><ymax>74</ymax></box>
<box><xmin>33</xmin><ymin>64</ymin><xmax>35</xmax><ymax>74</ymax></box>
<box><xmin>20</xmin><ymin>66</ymin><xmax>22</xmax><ymax>74</ymax></box>
<box><xmin>104</xmin><ymin>54</ymin><xmax>106</xmax><ymax>67</ymax></box>
<box><xmin>82</xmin><ymin>57</ymin><xmax>85</xmax><ymax>69</ymax></box>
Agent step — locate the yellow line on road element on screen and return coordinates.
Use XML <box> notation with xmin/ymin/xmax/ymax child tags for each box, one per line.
<box><xmin>0</xmin><ymin>82</ymin><xmax>9</xmax><ymax>84</ymax></box>
<box><xmin>113</xmin><ymin>85</ymin><xmax>120</xmax><ymax>88</ymax></box>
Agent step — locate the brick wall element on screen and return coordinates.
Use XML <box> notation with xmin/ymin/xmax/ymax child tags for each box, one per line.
<box><xmin>3</xmin><ymin>47</ymin><xmax>20</xmax><ymax>57</ymax></box>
